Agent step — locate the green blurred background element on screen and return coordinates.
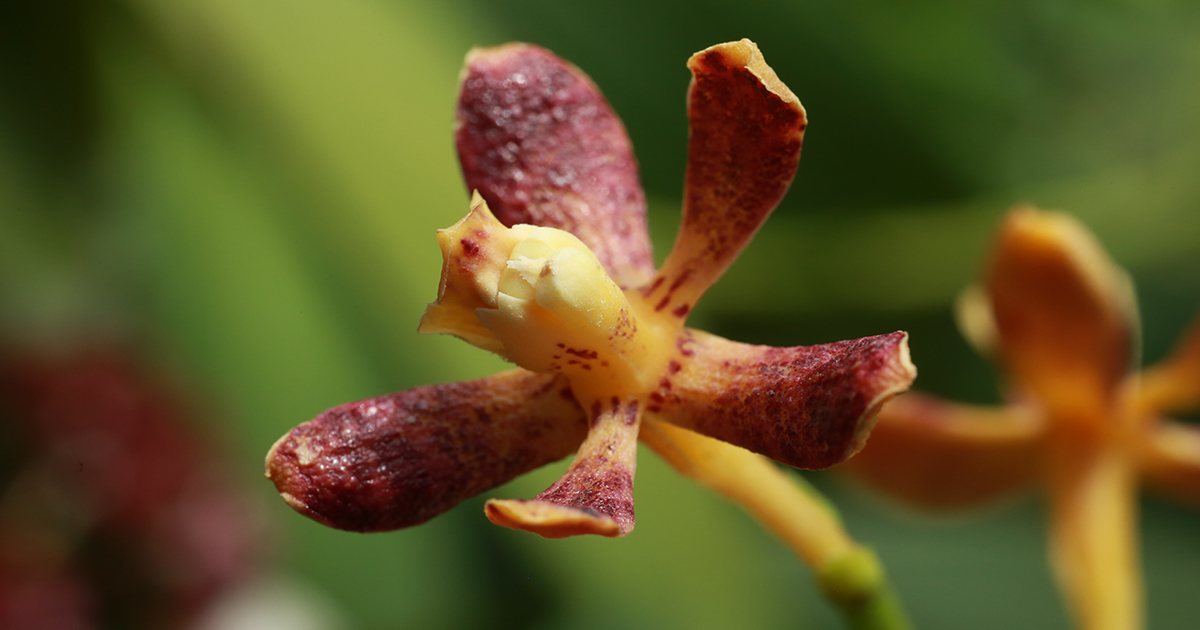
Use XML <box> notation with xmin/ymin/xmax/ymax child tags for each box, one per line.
<box><xmin>2</xmin><ymin>0</ymin><xmax>1198</xmax><ymax>628</ymax></box>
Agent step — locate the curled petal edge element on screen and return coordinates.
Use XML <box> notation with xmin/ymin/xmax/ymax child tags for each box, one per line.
<box><xmin>643</xmin><ymin>38</ymin><xmax>807</xmax><ymax>318</ymax></box>
<box><xmin>485</xmin><ymin>499</ymin><xmax>620</xmax><ymax>538</ymax></box>
<box><xmin>486</xmin><ymin>396</ymin><xmax>642</xmax><ymax>538</ymax></box>
<box><xmin>649</xmin><ymin>330</ymin><xmax>915</xmax><ymax>470</ymax></box>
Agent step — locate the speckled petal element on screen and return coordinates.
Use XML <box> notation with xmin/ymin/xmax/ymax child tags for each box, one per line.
<box><xmin>456</xmin><ymin>43</ymin><xmax>655</xmax><ymax>287</ymax></box>
<box><xmin>1137</xmin><ymin>313</ymin><xmax>1200</xmax><ymax>416</ymax></box>
<box><xmin>265</xmin><ymin>370</ymin><xmax>585</xmax><ymax>532</ymax></box>
<box><xmin>840</xmin><ymin>392</ymin><xmax>1045</xmax><ymax>509</ymax></box>
<box><xmin>986</xmin><ymin>207</ymin><xmax>1137</xmax><ymax>421</ymax></box>
<box><xmin>645</xmin><ymin>39</ymin><xmax>806</xmax><ymax>319</ymax></box>
<box><xmin>648</xmin><ymin>329</ymin><xmax>915</xmax><ymax>469</ymax></box>
<box><xmin>486</xmin><ymin>396</ymin><xmax>641</xmax><ymax>538</ymax></box>
<box><xmin>1138</xmin><ymin>420</ymin><xmax>1200</xmax><ymax>505</ymax></box>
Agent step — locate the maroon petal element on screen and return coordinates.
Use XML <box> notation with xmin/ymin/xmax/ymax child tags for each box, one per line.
<box><xmin>486</xmin><ymin>396</ymin><xmax>641</xmax><ymax>538</ymax></box>
<box><xmin>645</xmin><ymin>40</ymin><xmax>806</xmax><ymax>317</ymax></box>
<box><xmin>648</xmin><ymin>329</ymin><xmax>915</xmax><ymax>469</ymax></box>
<box><xmin>265</xmin><ymin>370</ymin><xmax>586</xmax><ymax>532</ymax></box>
<box><xmin>456</xmin><ymin>43</ymin><xmax>655</xmax><ymax>287</ymax></box>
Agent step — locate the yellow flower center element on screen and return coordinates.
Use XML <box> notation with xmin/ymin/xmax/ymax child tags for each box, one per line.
<box><xmin>419</xmin><ymin>193</ymin><xmax>675</xmax><ymax>401</ymax></box>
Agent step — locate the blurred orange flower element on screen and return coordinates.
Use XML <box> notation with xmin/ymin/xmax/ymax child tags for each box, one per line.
<box><xmin>845</xmin><ymin>207</ymin><xmax>1200</xmax><ymax>630</ymax></box>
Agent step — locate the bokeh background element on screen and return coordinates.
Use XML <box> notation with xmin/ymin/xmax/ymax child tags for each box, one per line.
<box><xmin>3</xmin><ymin>1</ymin><xmax>1199</xmax><ymax>628</ymax></box>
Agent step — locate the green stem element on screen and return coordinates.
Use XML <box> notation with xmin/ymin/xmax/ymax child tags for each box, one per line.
<box><xmin>817</xmin><ymin>547</ymin><xmax>913</xmax><ymax>630</ymax></box>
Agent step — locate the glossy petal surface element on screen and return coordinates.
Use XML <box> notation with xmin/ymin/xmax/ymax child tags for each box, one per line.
<box><xmin>456</xmin><ymin>43</ymin><xmax>655</xmax><ymax>287</ymax></box>
<box><xmin>266</xmin><ymin>370</ymin><xmax>586</xmax><ymax>531</ymax></box>
<box><xmin>650</xmin><ymin>329</ymin><xmax>914</xmax><ymax>469</ymax></box>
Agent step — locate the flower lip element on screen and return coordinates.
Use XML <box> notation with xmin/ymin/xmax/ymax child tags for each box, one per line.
<box><xmin>417</xmin><ymin>192</ymin><xmax>522</xmax><ymax>354</ymax></box>
<box><xmin>421</xmin><ymin>194</ymin><xmax>664</xmax><ymax>395</ymax></box>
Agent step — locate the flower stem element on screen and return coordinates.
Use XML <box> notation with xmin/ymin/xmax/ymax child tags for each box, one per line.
<box><xmin>640</xmin><ymin>420</ymin><xmax>912</xmax><ymax>630</ymax></box>
<box><xmin>817</xmin><ymin>546</ymin><xmax>912</xmax><ymax>630</ymax></box>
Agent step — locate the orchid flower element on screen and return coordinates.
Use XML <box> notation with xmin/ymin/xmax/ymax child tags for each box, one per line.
<box><xmin>844</xmin><ymin>207</ymin><xmax>1200</xmax><ymax>630</ymax></box>
<box><xmin>265</xmin><ymin>39</ymin><xmax>916</xmax><ymax>625</ymax></box>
